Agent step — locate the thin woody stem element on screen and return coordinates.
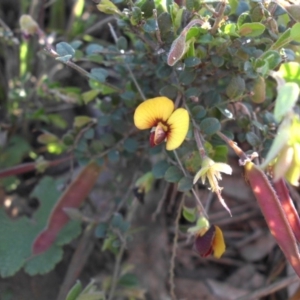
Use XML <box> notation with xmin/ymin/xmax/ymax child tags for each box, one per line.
<box><xmin>193</xmin><ymin>128</ymin><xmax>206</xmax><ymax>158</ymax></box>
<box><xmin>216</xmin><ymin>131</ymin><xmax>249</xmax><ymax>163</ymax></box>
<box><xmin>108</xmin><ymin>23</ymin><xmax>146</xmax><ymax>100</ymax></box>
<box><xmin>173</xmin><ymin>150</ymin><xmax>207</xmax><ymax>218</ymax></box>
<box><xmin>169</xmin><ymin>193</ymin><xmax>185</xmax><ymax>300</ymax></box>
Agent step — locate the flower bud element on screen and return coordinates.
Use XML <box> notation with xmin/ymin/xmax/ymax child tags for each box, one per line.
<box><xmin>19</xmin><ymin>15</ymin><xmax>39</xmax><ymax>35</ymax></box>
<box><xmin>251</xmin><ymin>76</ymin><xmax>266</xmax><ymax>104</ymax></box>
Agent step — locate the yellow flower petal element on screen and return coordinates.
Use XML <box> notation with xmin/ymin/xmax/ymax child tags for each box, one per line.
<box><xmin>212</xmin><ymin>225</ymin><xmax>226</xmax><ymax>258</ymax></box>
<box><xmin>166</xmin><ymin>108</ymin><xmax>189</xmax><ymax>150</ymax></box>
<box><xmin>134</xmin><ymin>97</ymin><xmax>174</xmax><ymax>130</ymax></box>
<box><xmin>193</xmin><ymin>166</ymin><xmax>209</xmax><ymax>184</ymax></box>
<box><xmin>212</xmin><ymin>163</ymin><xmax>232</xmax><ymax>175</ymax></box>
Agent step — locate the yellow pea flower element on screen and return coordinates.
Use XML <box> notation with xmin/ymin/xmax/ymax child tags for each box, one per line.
<box><xmin>193</xmin><ymin>156</ymin><xmax>232</xmax><ymax>214</ymax></box>
<box><xmin>194</xmin><ymin>225</ymin><xmax>226</xmax><ymax>258</ymax></box>
<box><xmin>133</xmin><ymin>97</ymin><xmax>189</xmax><ymax>151</ymax></box>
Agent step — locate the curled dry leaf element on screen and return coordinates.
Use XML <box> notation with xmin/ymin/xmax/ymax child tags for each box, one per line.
<box><xmin>32</xmin><ymin>161</ymin><xmax>101</xmax><ymax>255</ymax></box>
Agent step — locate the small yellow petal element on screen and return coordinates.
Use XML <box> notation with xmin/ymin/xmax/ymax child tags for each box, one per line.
<box><xmin>193</xmin><ymin>166</ymin><xmax>209</xmax><ymax>184</ymax></box>
<box><xmin>134</xmin><ymin>97</ymin><xmax>174</xmax><ymax>130</ymax></box>
<box><xmin>166</xmin><ymin>108</ymin><xmax>189</xmax><ymax>150</ymax></box>
<box><xmin>212</xmin><ymin>163</ymin><xmax>232</xmax><ymax>175</ymax></box>
<box><xmin>212</xmin><ymin>225</ymin><xmax>226</xmax><ymax>258</ymax></box>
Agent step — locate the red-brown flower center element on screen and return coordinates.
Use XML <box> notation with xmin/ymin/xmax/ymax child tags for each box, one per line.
<box><xmin>149</xmin><ymin>122</ymin><xmax>169</xmax><ymax>147</ymax></box>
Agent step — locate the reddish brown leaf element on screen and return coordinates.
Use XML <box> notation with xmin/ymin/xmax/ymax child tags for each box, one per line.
<box><xmin>32</xmin><ymin>161</ymin><xmax>101</xmax><ymax>255</ymax></box>
<box><xmin>245</xmin><ymin>161</ymin><xmax>300</xmax><ymax>278</ymax></box>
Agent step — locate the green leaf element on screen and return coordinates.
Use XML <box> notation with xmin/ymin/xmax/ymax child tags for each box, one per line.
<box><xmin>143</xmin><ymin>19</ymin><xmax>157</xmax><ymax>33</ymax></box>
<box><xmin>184</xmin><ymin>57</ymin><xmax>201</xmax><ymax>67</ymax></box>
<box><xmin>96</xmin><ymin>0</ymin><xmax>121</xmax><ymax>14</ymax></box>
<box><xmin>226</xmin><ymin>75</ymin><xmax>245</xmax><ymax>99</ymax></box>
<box><xmin>86</xmin><ymin>44</ymin><xmax>104</xmax><ymax>55</ymax></box>
<box><xmin>223</xmin><ymin>23</ymin><xmax>239</xmax><ymax>37</ymax></box>
<box><xmin>102</xmin><ymin>133</ymin><xmax>116</xmax><ymax>147</ymax></box>
<box><xmin>278</xmin><ymin>62</ymin><xmax>300</xmax><ymax>87</ymax></box>
<box><xmin>156</xmin><ymin>65</ymin><xmax>173</xmax><ymax>79</ymax></box>
<box><xmin>256</xmin><ymin>50</ymin><xmax>281</xmax><ymax>71</ymax></box>
<box><xmin>238</xmin><ymin>22</ymin><xmax>265</xmax><ymax>37</ymax></box>
<box><xmin>290</xmin><ymin>23</ymin><xmax>300</xmax><ymax>42</ymax></box>
<box><xmin>182</xmin><ymin>206</ymin><xmax>197</xmax><ymax>222</ymax></box>
<box><xmin>269</xmin><ymin>24</ymin><xmax>300</xmax><ymax>50</ymax></box>
<box><xmin>152</xmin><ymin>161</ymin><xmax>170</xmax><ymax>178</ymax></box>
<box><xmin>56</xmin><ymin>42</ymin><xmax>75</xmax><ymax>58</ymax></box>
<box><xmin>82</xmin><ymin>90</ymin><xmax>101</xmax><ymax>104</ymax></box>
<box><xmin>88</xmin><ymin>80</ymin><xmax>118</xmax><ymax>95</ymax></box>
<box><xmin>0</xmin><ymin>177</ymin><xmax>81</xmax><ymax>277</ymax></box>
<box><xmin>178</xmin><ymin>177</ymin><xmax>193</xmax><ymax>192</ymax></box>
<box><xmin>24</xmin><ymin>246</ymin><xmax>63</xmax><ymax>275</ymax></box>
<box><xmin>118</xmin><ymin>273</ymin><xmax>139</xmax><ymax>287</ymax></box>
<box><xmin>66</xmin><ymin>281</ymin><xmax>83</xmax><ymax>300</ymax></box>
<box><xmin>211</xmin><ymin>145</ymin><xmax>228</xmax><ymax>163</ymax></box>
<box><xmin>89</xmin><ymin>68</ymin><xmax>108</xmax><ymax>83</ymax></box>
<box><xmin>111</xmin><ymin>213</ymin><xmax>130</xmax><ymax>233</ymax></box>
<box><xmin>0</xmin><ymin>135</ymin><xmax>31</xmax><ymax>169</ymax></box>
<box><xmin>108</xmin><ymin>150</ymin><xmax>120</xmax><ymax>163</ymax></box>
<box><xmin>191</xmin><ymin>105</ymin><xmax>206</xmax><ymax>120</ymax></box>
<box><xmin>159</xmin><ymin>85</ymin><xmax>178</xmax><ymax>99</ymax></box>
<box><xmin>178</xmin><ymin>70</ymin><xmax>196</xmax><ymax>85</ymax></box>
<box><xmin>83</xmin><ymin>128</ymin><xmax>95</xmax><ymax>140</ymax></box>
<box><xmin>200</xmin><ymin>118</ymin><xmax>221</xmax><ymax>136</ymax></box>
<box><xmin>123</xmin><ymin>138</ymin><xmax>138</xmax><ymax>153</ymax></box>
<box><xmin>95</xmin><ymin>223</ymin><xmax>108</xmax><ymax>238</ymax></box>
<box><xmin>74</xmin><ymin>116</ymin><xmax>94</xmax><ymax>129</ymax></box>
<box><xmin>37</xmin><ymin>133</ymin><xmax>59</xmax><ymax>144</ymax></box>
<box><xmin>56</xmin><ymin>55</ymin><xmax>73</xmax><ymax>63</ymax></box>
<box><xmin>117</xmin><ymin>36</ymin><xmax>128</xmax><ymax>50</ymax></box>
<box><xmin>164</xmin><ymin>166</ymin><xmax>183</xmax><ymax>183</ymax></box>
<box><xmin>157</xmin><ymin>12</ymin><xmax>173</xmax><ymax>36</ymax></box>
<box><xmin>246</xmin><ymin>132</ymin><xmax>261</xmax><ymax>147</ymax></box>
<box><xmin>274</xmin><ymin>83</ymin><xmax>300</xmax><ymax>122</ymax></box>
<box><xmin>211</xmin><ymin>55</ymin><xmax>224</xmax><ymax>67</ymax></box>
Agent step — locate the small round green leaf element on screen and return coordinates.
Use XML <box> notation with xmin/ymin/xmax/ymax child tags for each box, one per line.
<box><xmin>117</xmin><ymin>36</ymin><xmax>128</xmax><ymax>50</ymax></box>
<box><xmin>108</xmin><ymin>150</ymin><xmax>120</xmax><ymax>163</ymax></box>
<box><xmin>102</xmin><ymin>133</ymin><xmax>116</xmax><ymax>147</ymax></box>
<box><xmin>89</xmin><ymin>68</ymin><xmax>108</xmax><ymax>83</ymax></box>
<box><xmin>152</xmin><ymin>160</ymin><xmax>170</xmax><ymax>178</ymax></box>
<box><xmin>246</xmin><ymin>132</ymin><xmax>261</xmax><ymax>147</ymax></box>
<box><xmin>200</xmin><ymin>118</ymin><xmax>221</xmax><ymax>136</ymax></box>
<box><xmin>184</xmin><ymin>57</ymin><xmax>201</xmax><ymax>67</ymax></box>
<box><xmin>191</xmin><ymin>105</ymin><xmax>206</xmax><ymax>120</ymax></box>
<box><xmin>56</xmin><ymin>42</ymin><xmax>75</xmax><ymax>58</ymax></box>
<box><xmin>160</xmin><ymin>85</ymin><xmax>178</xmax><ymax>99</ymax></box>
<box><xmin>95</xmin><ymin>223</ymin><xmax>109</xmax><ymax>238</ymax></box>
<box><xmin>178</xmin><ymin>177</ymin><xmax>193</xmax><ymax>192</ymax></box>
<box><xmin>143</xmin><ymin>19</ymin><xmax>157</xmax><ymax>33</ymax></box>
<box><xmin>124</xmin><ymin>138</ymin><xmax>138</xmax><ymax>153</ymax></box>
<box><xmin>164</xmin><ymin>166</ymin><xmax>183</xmax><ymax>183</ymax></box>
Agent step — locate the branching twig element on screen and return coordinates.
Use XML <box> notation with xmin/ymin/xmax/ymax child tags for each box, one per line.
<box><xmin>173</xmin><ymin>150</ymin><xmax>208</xmax><ymax>218</ymax></box>
<box><xmin>108</xmin><ymin>23</ymin><xmax>146</xmax><ymax>100</ymax></box>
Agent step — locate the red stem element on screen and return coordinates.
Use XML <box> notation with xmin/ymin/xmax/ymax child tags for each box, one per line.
<box><xmin>0</xmin><ymin>156</ymin><xmax>72</xmax><ymax>179</ymax></box>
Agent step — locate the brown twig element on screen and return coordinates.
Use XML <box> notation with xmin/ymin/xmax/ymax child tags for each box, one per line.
<box><xmin>169</xmin><ymin>194</ymin><xmax>185</xmax><ymax>300</ymax></box>
<box><xmin>236</xmin><ymin>274</ymin><xmax>300</xmax><ymax>300</ymax></box>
